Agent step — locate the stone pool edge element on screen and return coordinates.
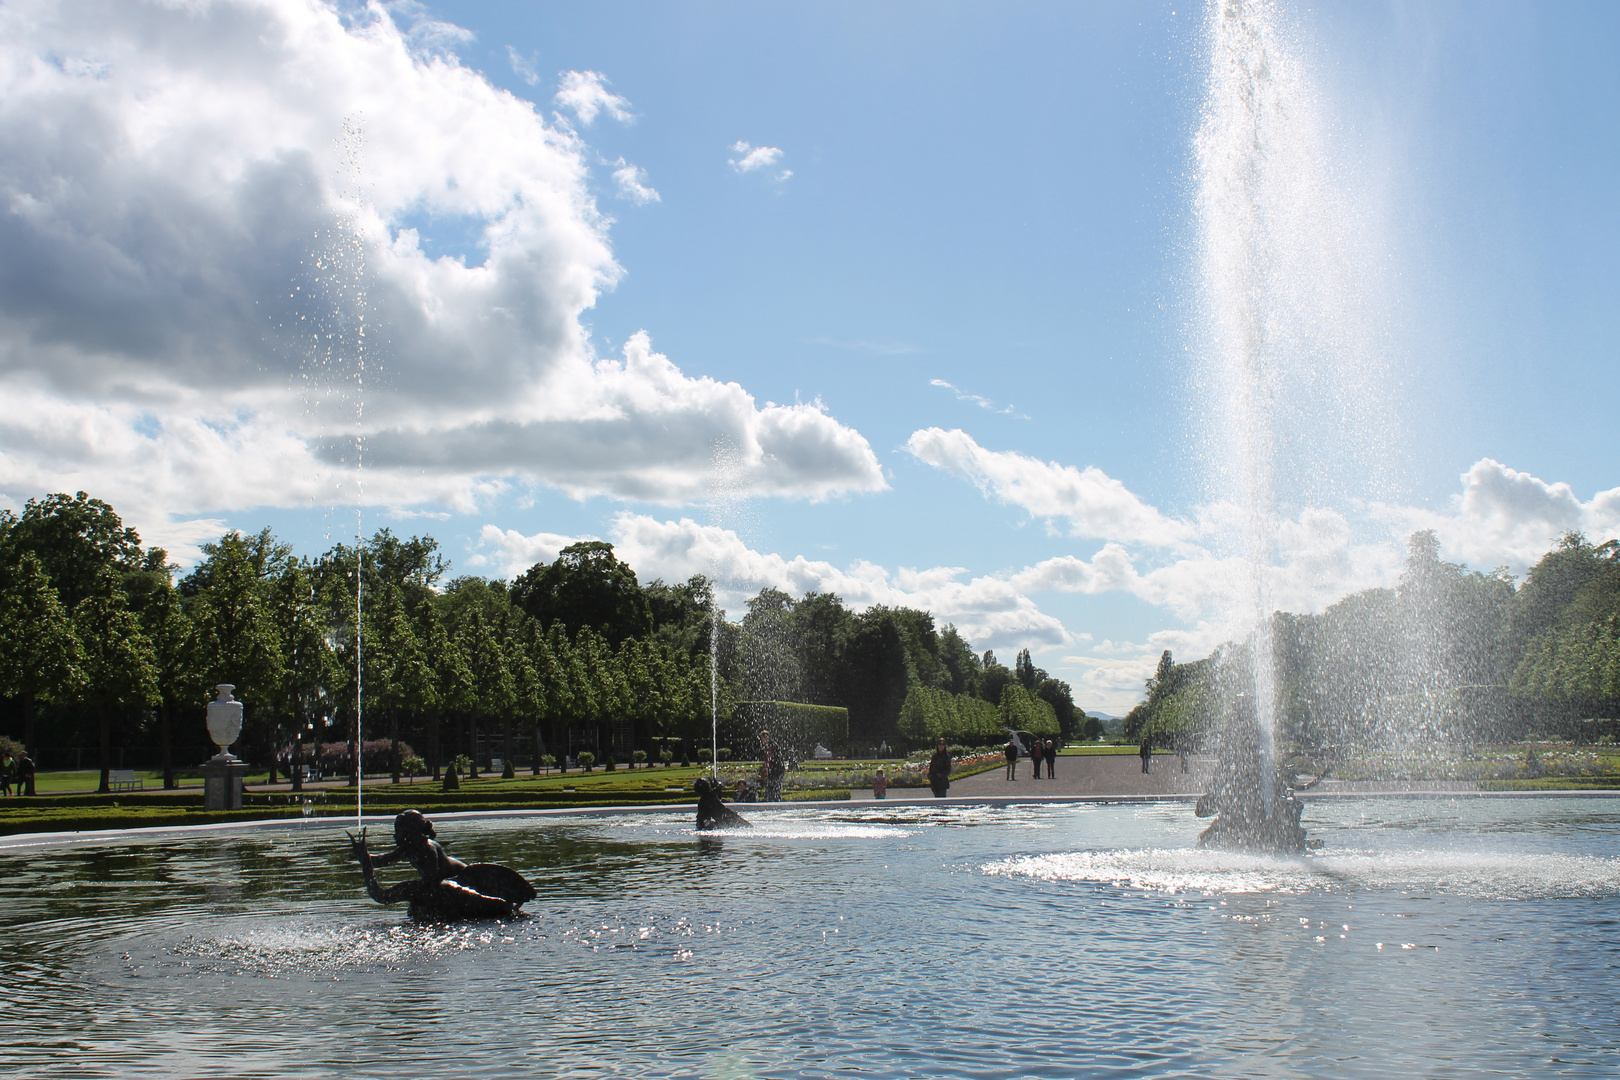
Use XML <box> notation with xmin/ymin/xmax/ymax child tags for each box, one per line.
<box><xmin>0</xmin><ymin>788</ymin><xmax>1616</xmax><ymax>851</ymax></box>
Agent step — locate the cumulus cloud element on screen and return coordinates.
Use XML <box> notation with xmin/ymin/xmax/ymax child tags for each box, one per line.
<box><xmin>554</xmin><ymin>69</ymin><xmax>632</xmax><ymax>126</ymax></box>
<box><xmin>465</xmin><ymin>524</ymin><xmax>589</xmax><ymax>575</ymax></box>
<box><xmin>728</xmin><ymin>141</ymin><xmax>792</xmax><ymax>182</ymax></box>
<box><xmin>610</xmin><ymin>159</ymin><xmax>660</xmax><ymax>204</ymax></box>
<box><xmin>0</xmin><ymin>0</ymin><xmax>882</xmax><ymax>549</ymax></box>
<box><xmin>1380</xmin><ymin>458</ymin><xmax>1620</xmax><ymax>571</ymax></box>
<box><xmin>911</xmin><ymin>428</ymin><xmax>1620</xmax><ymax>707</ymax></box>
<box><xmin>469</xmin><ymin>513</ymin><xmax>1069</xmax><ymax>650</ymax></box>
<box><xmin>906</xmin><ymin>428</ymin><xmax>1198</xmax><ymax>547</ymax></box>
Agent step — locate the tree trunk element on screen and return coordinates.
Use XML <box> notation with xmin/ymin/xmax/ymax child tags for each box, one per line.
<box><xmin>390</xmin><ymin>710</ymin><xmax>401</xmax><ymax>785</ymax></box>
<box><xmin>429</xmin><ymin>713</ymin><xmax>441</xmax><ymax>782</ymax></box>
<box><xmin>97</xmin><ymin>705</ymin><xmax>112</xmax><ymax>794</ymax></box>
<box><xmin>160</xmin><ymin>697</ymin><xmax>176</xmax><ymax>789</ymax></box>
<box><xmin>290</xmin><ymin>727</ymin><xmax>303</xmax><ymax>793</ymax></box>
<box><xmin>22</xmin><ymin>691</ymin><xmax>35</xmax><ymax>758</ymax></box>
<box><xmin>503</xmin><ymin>717</ymin><xmax>513</xmax><ymax>775</ymax></box>
<box><xmin>469</xmin><ymin>719</ymin><xmax>479</xmax><ymax>778</ymax></box>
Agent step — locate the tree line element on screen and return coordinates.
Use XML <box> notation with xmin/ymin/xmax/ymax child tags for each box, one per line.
<box><xmin>1127</xmin><ymin>529</ymin><xmax>1620</xmax><ymax>748</ymax></box>
<box><xmin>0</xmin><ymin>492</ymin><xmax>1085</xmax><ymax>790</ymax></box>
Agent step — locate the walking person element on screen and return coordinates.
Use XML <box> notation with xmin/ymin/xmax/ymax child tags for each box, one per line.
<box><xmin>1139</xmin><ymin>736</ymin><xmax>1152</xmax><ymax>774</ymax></box>
<box><xmin>1005</xmin><ymin>739</ymin><xmax>1019</xmax><ymax>781</ymax></box>
<box><xmin>16</xmin><ymin>751</ymin><xmax>34</xmax><ymax>797</ymax></box>
<box><xmin>1029</xmin><ymin>737</ymin><xmax>1043</xmax><ymax>781</ymax></box>
<box><xmin>0</xmin><ymin>748</ymin><xmax>13</xmax><ymax>797</ymax></box>
<box><xmin>928</xmin><ymin>738</ymin><xmax>953</xmax><ymax>798</ymax></box>
<box><xmin>1044</xmin><ymin>739</ymin><xmax>1057</xmax><ymax>779</ymax></box>
<box><xmin>758</xmin><ymin>730</ymin><xmax>787</xmax><ymax>802</ymax></box>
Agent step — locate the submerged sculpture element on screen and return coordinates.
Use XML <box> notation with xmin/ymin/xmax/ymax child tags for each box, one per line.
<box><xmin>694</xmin><ymin>777</ymin><xmax>750</xmax><ymax>831</ymax></box>
<box><xmin>1194</xmin><ymin>697</ymin><xmax>1320</xmax><ymax>855</ymax></box>
<box><xmin>348</xmin><ymin>810</ymin><xmax>536</xmax><ymax>920</ymax></box>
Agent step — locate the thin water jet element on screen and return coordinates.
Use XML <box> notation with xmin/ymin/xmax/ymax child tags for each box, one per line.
<box><xmin>1190</xmin><ymin>0</ymin><xmax>1384</xmax><ymax>852</ymax></box>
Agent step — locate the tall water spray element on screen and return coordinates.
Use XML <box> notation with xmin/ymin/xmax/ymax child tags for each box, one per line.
<box><xmin>706</xmin><ymin>440</ymin><xmax>748</xmax><ymax>778</ymax></box>
<box><xmin>1192</xmin><ymin>0</ymin><xmax>1390</xmax><ymax>845</ymax></box>
<box><xmin>299</xmin><ymin>120</ymin><xmax>371</xmax><ymax>828</ymax></box>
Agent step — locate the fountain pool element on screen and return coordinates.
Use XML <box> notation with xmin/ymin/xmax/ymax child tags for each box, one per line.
<box><xmin>3</xmin><ymin>796</ymin><xmax>1617</xmax><ymax>1078</ymax></box>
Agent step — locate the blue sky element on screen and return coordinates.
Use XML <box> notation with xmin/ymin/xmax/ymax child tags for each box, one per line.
<box><xmin>0</xmin><ymin>0</ymin><xmax>1616</xmax><ymax>711</ymax></box>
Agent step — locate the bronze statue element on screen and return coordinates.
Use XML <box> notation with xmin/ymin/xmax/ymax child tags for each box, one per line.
<box><xmin>348</xmin><ymin>810</ymin><xmax>536</xmax><ymax>920</ymax></box>
<box><xmin>694</xmin><ymin>777</ymin><xmax>750</xmax><ymax>831</ymax></box>
<box><xmin>1194</xmin><ymin>697</ymin><xmax>1322</xmax><ymax>854</ymax></box>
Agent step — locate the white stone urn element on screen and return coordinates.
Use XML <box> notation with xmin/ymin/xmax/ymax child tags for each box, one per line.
<box><xmin>206</xmin><ymin>684</ymin><xmax>244</xmax><ymax>757</ymax></box>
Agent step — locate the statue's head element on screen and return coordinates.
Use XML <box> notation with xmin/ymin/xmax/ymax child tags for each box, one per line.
<box><xmin>394</xmin><ymin>809</ymin><xmax>436</xmax><ymax>844</ymax></box>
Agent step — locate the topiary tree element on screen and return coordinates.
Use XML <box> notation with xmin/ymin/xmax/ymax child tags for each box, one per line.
<box><xmin>632</xmin><ymin>749</ymin><xmax>647</xmax><ymax>768</ymax></box>
<box><xmin>577</xmin><ymin>750</ymin><xmax>595</xmax><ymax>772</ymax></box>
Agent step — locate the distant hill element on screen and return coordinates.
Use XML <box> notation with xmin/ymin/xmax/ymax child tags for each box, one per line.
<box><xmin>1086</xmin><ymin>711</ymin><xmax>1119</xmax><ymax>721</ymax></box>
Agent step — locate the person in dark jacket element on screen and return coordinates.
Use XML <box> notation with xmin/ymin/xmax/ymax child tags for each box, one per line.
<box><xmin>1139</xmin><ymin>737</ymin><xmax>1153</xmax><ymax>774</ymax></box>
<box><xmin>928</xmin><ymin>738</ymin><xmax>953</xmax><ymax>798</ymax></box>
<box><xmin>1044</xmin><ymin>739</ymin><xmax>1057</xmax><ymax>779</ymax></box>
<box><xmin>1004</xmin><ymin>739</ymin><xmax>1019</xmax><ymax>780</ymax></box>
<box><xmin>1029</xmin><ymin>738</ymin><xmax>1043</xmax><ymax>781</ymax></box>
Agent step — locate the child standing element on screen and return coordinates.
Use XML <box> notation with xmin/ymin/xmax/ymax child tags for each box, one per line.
<box><xmin>872</xmin><ymin>768</ymin><xmax>888</xmax><ymax>800</ymax></box>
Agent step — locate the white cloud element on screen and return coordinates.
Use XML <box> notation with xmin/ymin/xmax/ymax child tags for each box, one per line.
<box><xmin>554</xmin><ymin>69</ymin><xmax>632</xmax><ymax>126</ymax></box>
<box><xmin>930</xmin><ymin>379</ymin><xmax>1028</xmax><ymax>419</ymax></box>
<box><xmin>610</xmin><ymin>159</ymin><xmax>660</xmax><ymax>204</ymax></box>
<box><xmin>911</xmin><ymin>430</ymin><xmax>1620</xmax><ymax>710</ymax></box>
<box><xmin>0</xmin><ymin>0</ymin><xmax>883</xmax><ymax>551</ymax></box>
<box><xmin>728</xmin><ymin>141</ymin><xmax>792</xmax><ymax>182</ymax></box>
<box><xmin>506</xmin><ymin>46</ymin><xmax>540</xmax><ymax>87</ymax></box>
<box><xmin>906</xmin><ymin>428</ymin><xmax>1198</xmax><ymax>547</ymax></box>
<box><xmin>465</xmin><ymin>524</ymin><xmax>589</xmax><ymax>576</ymax></box>
<box><xmin>1380</xmin><ymin>458</ymin><xmax>1620</xmax><ymax>572</ymax></box>
<box><xmin>597</xmin><ymin>513</ymin><xmax>1067</xmax><ymax>648</ymax></box>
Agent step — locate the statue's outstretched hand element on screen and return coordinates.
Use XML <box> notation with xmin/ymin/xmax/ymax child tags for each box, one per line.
<box><xmin>346</xmin><ymin>828</ymin><xmax>370</xmax><ymax>862</ymax></box>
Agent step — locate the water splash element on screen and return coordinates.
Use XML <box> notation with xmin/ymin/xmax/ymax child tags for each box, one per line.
<box><xmin>1191</xmin><ymin>0</ymin><xmax>1394</xmax><ymax>843</ymax></box>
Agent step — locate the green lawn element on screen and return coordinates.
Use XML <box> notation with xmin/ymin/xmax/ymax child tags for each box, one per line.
<box><xmin>0</xmin><ymin>764</ymin><xmax>858</xmax><ymax>836</ymax></box>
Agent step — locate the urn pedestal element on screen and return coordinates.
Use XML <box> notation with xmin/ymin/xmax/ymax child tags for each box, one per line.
<box><xmin>203</xmin><ymin>684</ymin><xmax>247</xmax><ymax>812</ymax></box>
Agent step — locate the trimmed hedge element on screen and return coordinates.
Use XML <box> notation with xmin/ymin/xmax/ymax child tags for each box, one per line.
<box><xmin>897</xmin><ymin>686</ymin><xmax>1002</xmax><ymax>744</ymax></box>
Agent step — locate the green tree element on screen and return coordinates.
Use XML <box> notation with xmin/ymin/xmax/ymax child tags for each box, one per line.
<box><xmin>9</xmin><ymin>492</ymin><xmax>144</xmax><ymax>608</ymax></box>
<box><xmin>365</xmin><ymin>581</ymin><xmax>435</xmax><ymax>783</ymax></box>
<box><xmin>183</xmin><ymin>530</ymin><xmax>289</xmax><ymax>762</ymax></box>
<box><xmin>456</xmin><ymin>607</ymin><xmax>514</xmax><ymax>776</ymax></box>
<box><xmin>136</xmin><ymin>561</ymin><xmax>195</xmax><ymax>788</ymax></box>
<box><xmin>510</xmin><ymin>541</ymin><xmax>651</xmax><ymax>645</ymax></box>
<box><xmin>74</xmin><ymin>568</ymin><xmax>159</xmax><ymax>792</ymax></box>
<box><xmin>0</xmin><ymin>547</ymin><xmax>85</xmax><ymax>756</ymax></box>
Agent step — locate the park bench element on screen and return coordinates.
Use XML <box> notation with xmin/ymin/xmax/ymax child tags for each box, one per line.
<box><xmin>109</xmin><ymin>769</ymin><xmax>144</xmax><ymax>792</ymax></box>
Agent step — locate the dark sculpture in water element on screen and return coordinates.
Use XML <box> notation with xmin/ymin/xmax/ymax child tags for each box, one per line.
<box><xmin>1194</xmin><ymin>697</ymin><xmax>1321</xmax><ymax>854</ymax></box>
<box><xmin>348</xmin><ymin>810</ymin><xmax>536</xmax><ymax>920</ymax></box>
<box><xmin>694</xmin><ymin>777</ymin><xmax>750</xmax><ymax>831</ymax></box>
